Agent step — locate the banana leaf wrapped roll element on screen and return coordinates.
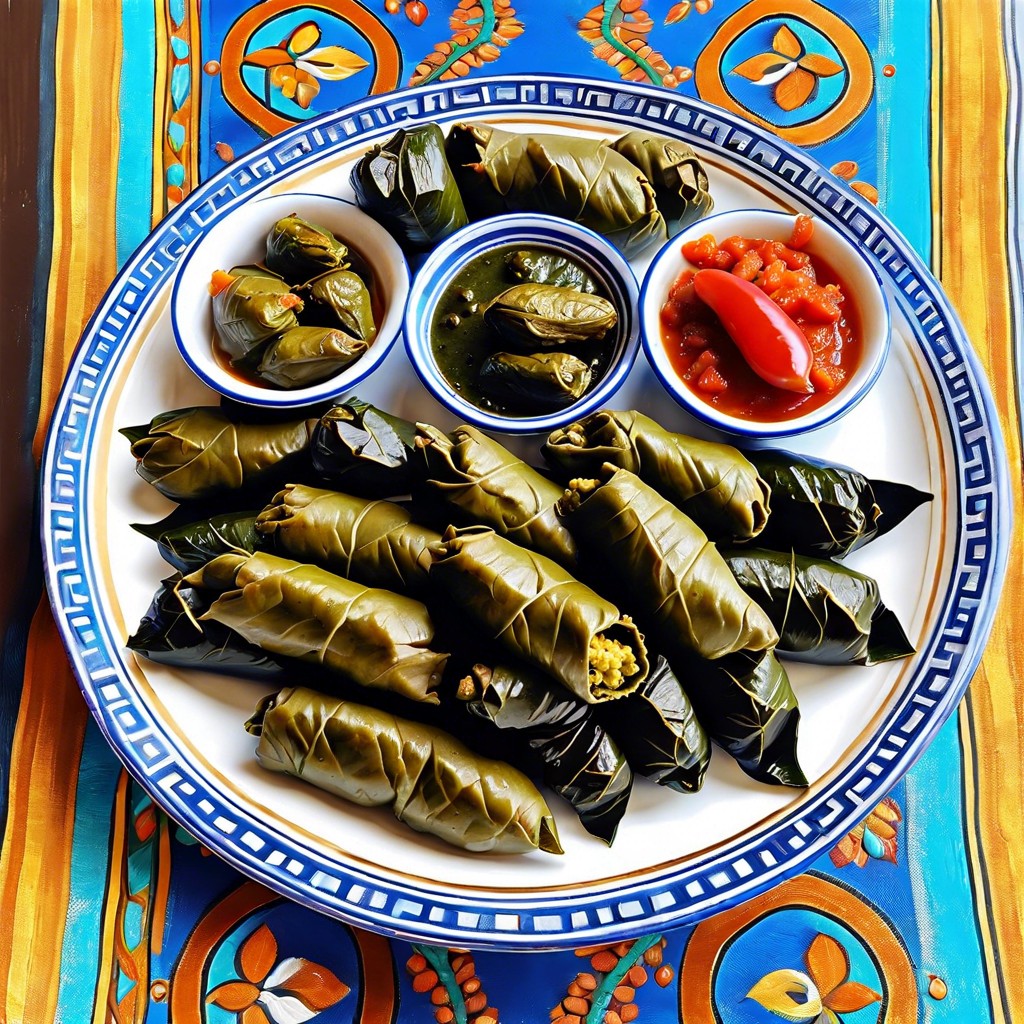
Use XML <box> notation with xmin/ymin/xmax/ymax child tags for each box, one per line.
<box><xmin>479</xmin><ymin>351</ymin><xmax>592</xmax><ymax>406</ymax></box>
<box><xmin>185</xmin><ymin>551</ymin><xmax>446</xmax><ymax>703</ymax></box>
<box><xmin>297</xmin><ymin>269</ymin><xmax>377</xmax><ymax>342</ymax></box>
<box><xmin>254</xmin><ymin>326</ymin><xmax>370</xmax><ymax>389</ymax></box>
<box><xmin>350</xmin><ymin>123</ymin><xmax>468</xmax><ymax>250</ymax></box>
<box><xmin>445</xmin><ymin>122</ymin><xmax>666</xmax><ymax>257</ymax></box>
<box><xmin>247</xmin><ymin>687</ymin><xmax>563</xmax><ymax>855</ymax></box>
<box><xmin>133</xmin><ymin>509</ymin><xmax>262</xmax><ymax>574</ymax></box>
<box><xmin>255</xmin><ymin>484</ymin><xmax>438</xmax><ymax>594</ymax></box>
<box><xmin>505</xmin><ymin>249</ymin><xmax>597</xmax><ymax>293</ymax></box>
<box><xmin>483</xmin><ymin>285</ymin><xmax>618</xmax><ymax>348</ymax></box>
<box><xmin>560</xmin><ymin>467</ymin><xmax>778</xmax><ymax>659</ymax></box>
<box><xmin>747</xmin><ymin>449</ymin><xmax>932</xmax><ymax>558</ymax></box>
<box><xmin>676</xmin><ymin>648</ymin><xmax>806</xmax><ymax>788</ymax></box>
<box><xmin>311</xmin><ymin>399</ymin><xmax>420</xmax><ymax>497</ymax></box>
<box><xmin>122</xmin><ymin>406</ymin><xmax>318</xmax><ymax>502</ymax></box>
<box><xmin>211</xmin><ymin>273</ymin><xmax>303</xmax><ymax>362</ymax></box>
<box><xmin>428</xmin><ymin>526</ymin><xmax>648</xmax><ymax>703</ymax></box>
<box><xmin>722</xmin><ymin>548</ymin><xmax>915</xmax><ymax>666</ymax></box>
<box><xmin>265</xmin><ymin>214</ymin><xmax>349</xmax><ymax>280</ymax></box>
<box><xmin>609</xmin><ymin>131</ymin><xmax>714</xmax><ymax>233</ymax></box>
<box><xmin>597</xmin><ymin>655</ymin><xmax>710</xmax><ymax>794</ymax></box>
<box><xmin>459</xmin><ymin>663</ymin><xmax>632</xmax><ymax>845</ymax></box>
<box><xmin>416</xmin><ymin>423</ymin><xmax>577</xmax><ymax>568</ymax></box>
<box><xmin>128</xmin><ymin>574</ymin><xmax>287</xmax><ymax>680</ymax></box>
<box><xmin>544</xmin><ymin>410</ymin><xmax>770</xmax><ymax>541</ymax></box>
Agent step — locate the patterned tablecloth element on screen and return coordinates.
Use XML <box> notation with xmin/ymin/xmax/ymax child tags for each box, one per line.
<box><xmin>1</xmin><ymin>1</ymin><xmax>1021</xmax><ymax>1021</ymax></box>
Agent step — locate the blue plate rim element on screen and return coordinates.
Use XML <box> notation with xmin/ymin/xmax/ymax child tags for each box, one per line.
<box><xmin>39</xmin><ymin>72</ymin><xmax>1011</xmax><ymax>950</ymax></box>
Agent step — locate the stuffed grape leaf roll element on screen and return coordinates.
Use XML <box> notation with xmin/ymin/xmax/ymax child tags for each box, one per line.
<box><xmin>256</xmin><ymin>484</ymin><xmax>438</xmax><ymax>594</ymax></box>
<box><xmin>545</xmin><ymin>410</ymin><xmax>770</xmax><ymax>541</ymax></box>
<box><xmin>722</xmin><ymin>548</ymin><xmax>915</xmax><ymax>666</ymax></box>
<box><xmin>255</xmin><ymin>325</ymin><xmax>369</xmax><ymax>389</ymax></box>
<box><xmin>247</xmin><ymin>687</ymin><xmax>563</xmax><ymax>855</ymax></box>
<box><xmin>311</xmin><ymin>399</ymin><xmax>420</xmax><ymax>497</ymax></box>
<box><xmin>185</xmin><ymin>551</ymin><xmax>446</xmax><ymax>703</ymax></box>
<box><xmin>128</xmin><ymin>574</ymin><xmax>287</xmax><ymax>680</ymax></box>
<box><xmin>609</xmin><ymin>131</ymin><xmax>714</xmax><ymax>233</ymax></box>
<box><xmin>677</xmin><ymin>648</ymin><xmax>806</xmax><ymax>788</ymax></box>
<box><xmin>350</xmin><ymin>123</ymin><xmax>468</xmax><ymax>250</ymax></box>
<box><xmin>122</xmin><ymin>406</ymin><xmax>318</xmax><ymax>502</ymax></box>
<box><xmin>460</xmin><ymin>662</ymin><xmax>632</xmax><ymax>845</ymax></box>
<box><xmin>264</xmin><ymin>215</ymin><xmax>349</xmax><ymax>281</ymax></box>
<box><xmin>428</xmin><ymin>526</ymin><xmax>648</xmax><ymax>703</ymax></box>
<box><xmin>748</xmin><ymin>449</ymin><xmax>932</xmax><ymax>558</ymax></box>
<box><xmin>597</xmin><ymin>655</ymin><xmax>710</xmax><ymax>794</ymax></box>
<box><xmin>445</xmin><ymin>122</ymin><xmax>666</xmax><ymax>257</ymax></box>
<box><xmin>416</xmin><ymin>423</ymin><xmax>577</xmax><ymax>567</ymax></box>
<box><xmin>133</xmin><ymin>510</ymin><xmax>262</xmax><ymax>574</ymax></box>
<box><xmin>559</xmin><ymin>467</ymin><xmax>778</xmax><ymax>658</ymax></box>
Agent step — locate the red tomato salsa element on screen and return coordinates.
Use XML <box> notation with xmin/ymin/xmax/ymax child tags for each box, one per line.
<box><xmin>659</xmin><ymin>215</ymin><xmax>861</xmax><ymax>422</ymax></box>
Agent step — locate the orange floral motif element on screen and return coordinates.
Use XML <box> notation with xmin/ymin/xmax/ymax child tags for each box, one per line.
<box><xmin>578</xmin><ymin>0</ymin><xmax>690</xmax><ymax>87</ymax></box>
<box><xmin>409</xmin><ymin>0</ymin><xmax>523</xmax><ymax>86</ymax></box>
<box><xmin>830</xmin><ymin>160</ymin><xmax>879</xmax><ymax>205</ymax></box>
<box><xmin>732</xmin><ymin>24</ymin><xmax>844</xmax><ymax>112</ymax></box>
<box><xmin>243</xmin><ymin>21</ymin><xmax>369</xmax><ymax>110</ymax></box>
<box><xmin>830</xmin><ymin>796</ymin><xmax>901</xmax><ymax>868</ymax></box>
<box><xmin>206</xmin><ymin>923</ymin><xmax>350</xmax><ymax>1024</ymax></box>
<box><xmin>747</xmin><ymin>932</ymin><xmax>881</xmax><ymax>1023</ymax></box>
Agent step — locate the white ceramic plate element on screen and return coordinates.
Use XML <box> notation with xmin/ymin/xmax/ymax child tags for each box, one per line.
<box><xmin>41</xmin><ymin>75</ymin><xmax>1009</xmax><ymax>950</ymax></box>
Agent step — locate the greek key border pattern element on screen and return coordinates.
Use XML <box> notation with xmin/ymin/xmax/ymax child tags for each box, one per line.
<box><xmin>42</xmin><ymin>76</ymin><xmax>1006</xmax><ymax>948</ymax></box>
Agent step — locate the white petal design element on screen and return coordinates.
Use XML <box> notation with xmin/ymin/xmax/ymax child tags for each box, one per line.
<box><xmin>754</xmin><ymin>61</ymin><xmax>799</xmax><ymax>86</ymax></box>
<box><xmin>264</xmin><ymin>956</ymin><xmax>304</xmax><ymax>990</ymax></box>
<box><xmin>258</xmin><ymin>990</ymin><xmax>318</xmax><ymax>1024</ymax></box>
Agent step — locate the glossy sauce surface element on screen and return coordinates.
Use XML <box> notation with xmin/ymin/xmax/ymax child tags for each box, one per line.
<box><xmin>430</xmin><ymin>245</ymin><xmax>616</xmax><ymax>416</ymax></box>
<box><xmin>660</xmin><ymin>223</ymin><xmax>862</xmax><ymax>422</ymax></box>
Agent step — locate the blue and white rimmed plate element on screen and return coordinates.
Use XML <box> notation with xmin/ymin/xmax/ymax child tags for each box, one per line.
<box><xmin>41</xmin><ymin>75</ymin><xmax>1009</xmax><ymax>950</ymax></box>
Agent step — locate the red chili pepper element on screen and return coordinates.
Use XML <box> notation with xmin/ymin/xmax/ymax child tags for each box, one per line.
<box><xmin>692</xmin><ymin>268</ymin><xmax>814</xmax><ymax>393</ymax></box>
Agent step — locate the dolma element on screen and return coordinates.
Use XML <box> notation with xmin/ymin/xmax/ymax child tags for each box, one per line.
<box><xmin>676</xmin><ymin>648</ymin><xmax>806</xmax><ymax>788</ymax></box>
<box><xmin>445</xmin><ymin>122</ymin><xmax>666</xmax><ymax>257</ymax></box>
<box><xmin>212</xmin><ymin>273</ymin><xmax>302</xmax><ymax>362</ymax></box>
<box><xmin>559</xmin><ymin>467</ymin><xmax>777</xmax><ymax>659</ymax></box>
<box><xmin>128</xmin><ymin>575</ymin><xmax>287</xmax><ymax>680</ymax></box>
<box><xmin>228</xmin><ymin>264</ymin><xmax>284</xmax><ymax>281</ymax></box>
<box><xmin>722</xmin><ymin>548</ymin><xmax>915</xmax><ymax>666</ymax></box>
<box><xmin>479</xmin><ymin>351</ymin><xmax>592</xmax><ymax>406</ymax></box>
<box><xmin>255</xmin><ymin>326</ymin><xmax>369</xmax><ymax>389</ymax></box>
<box><xmin>122</xmin><ymin>406</ymin><xmax>317</xmax><ymax>502</ymax></box>
<box><xmin>265</xmin><ymin>214</ymin><xmax>349</xmax><ymax>280</ymax></box>
<box><xmin>483</xmin><ymin>284</ymin><xmax>617</xmax><ymax>347</ymax></box>
<box><xmin>505</xmin><ymin>250</ymin><xmax>597</xmax><ymax>293</ymax></box>
<box><xmin>610</xmin><ymin>131</ymin><xmax>714</xmax><ymax>233</ymax></box>
<box><xmin>416</xmin><ymin>423</ymin><xmax>578</xmax><ymax>568</ymax></box>
<box><xmin>247</xmin><ymin>687</ymin><xmax>562</xmax><ymax>855</ymax></box>
<box><xmin>748</xmin><ymin>449</ymin><xmax>932</xmax><ymax>558</ymax></box>
<box><xmin>255</xmin><ymin>484</ymin><xmax>438</xmax><ymax>594</ymax></box>
<box><xmin>185</xmin><ymin>551</ymin><xmax>446</xmax><ymax>703</ymax></box>
<box><xmin>350</xmin><ymin>123</ymin><xmax>468</xmax><ymax>250</ymax></box>
<box><xmin>298</xmin><ymin>269</ymin><xmax>377</xmax><ymax>342</ymax></box>
<box><xmin>544</xmin><ymin>410</ymin><xmax>770</xmax><ymax>541</ymax></box>
<box><xmin>311</xmin><ymin>399</ymin><xmax>420</xmax><ymax>497</ymax></box>
<box><xmin>428</xmin><ymin>526</ymin><xmax>648</xmax><ymax>703</ymax></box>
<box><xmin>597</xmin><ymin>655</ymin><xmax>710</xmax><ymax>794</ymax></box>
<box><xmin>133</xmin><ymin>509</ymin><xmax>262</xmax><ymax>574</ymax></box>
<box><xmin>460</xmin><ymin>663</ymin><xmax>632</xmax><ymax>845</ymax></box>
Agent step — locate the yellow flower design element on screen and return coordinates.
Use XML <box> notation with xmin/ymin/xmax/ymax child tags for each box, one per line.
<box><xmin>243</xmin><ymin>21</ymin><xmax>368</xmax><ymax>110</ymax></box>
<box><xmin>747</xmin><ymin>933</ymin><xmax>881</xmax><ymax>1024</ymax></box>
